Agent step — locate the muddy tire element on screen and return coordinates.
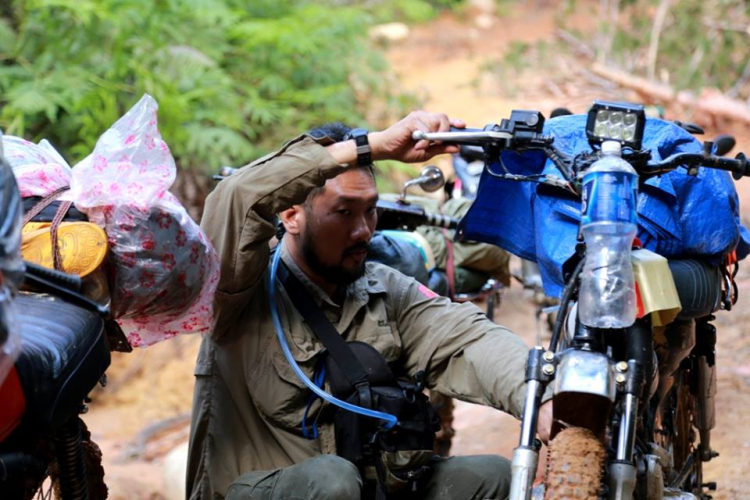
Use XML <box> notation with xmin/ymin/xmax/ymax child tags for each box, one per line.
<box><xmin>544</xmin><ymin>427</ymin><xmax>606</xmax><ymax>500</ymax></box>
<box><xmin>79</xmin><ymin>420</ymin><xmax>108</xmax><ymax>500</ymax></box>
<box><xmin>28</xmin><ymin>418</ymin><xmax>108</xmax><ymax>500</ymax></box>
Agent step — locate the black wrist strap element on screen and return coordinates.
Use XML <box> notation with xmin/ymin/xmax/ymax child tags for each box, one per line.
<box><xmin>277</xmin><ymin>260</ymin><xmax>373</xmax><ymax>409</ymax></box>
<box><xmin>346</xmin><ymin>128</ymin><xmax>372</xmax><ymax>167</ymax></box>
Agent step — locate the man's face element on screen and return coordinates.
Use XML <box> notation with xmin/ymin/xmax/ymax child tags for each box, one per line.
<box><xmin>299</xmin><ymin>169</ymin><xmax>379</xmax><ymax>286</ymax></box>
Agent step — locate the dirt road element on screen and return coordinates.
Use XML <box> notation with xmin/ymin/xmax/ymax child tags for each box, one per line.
<box><xmin>83</xmin><ymin>2</ymin><xmax>750</xmax><ymax>498</ymax></box>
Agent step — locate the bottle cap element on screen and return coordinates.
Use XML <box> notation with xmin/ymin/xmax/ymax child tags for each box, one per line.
<box><xmin>601</xmin><ymin>141</ymin><xmax>622</xmax><ymax>156</ymax></box>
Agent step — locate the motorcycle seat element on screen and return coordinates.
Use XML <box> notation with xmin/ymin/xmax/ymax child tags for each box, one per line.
<box><xmin>13</xmin><ymin>293</ymin><xmax>110</xmax><ymax>432</ymax></box>
<box><xmin>667</xmin><ymin>259</ymin><xmax>722</xmax><ymax>319</ymax></box>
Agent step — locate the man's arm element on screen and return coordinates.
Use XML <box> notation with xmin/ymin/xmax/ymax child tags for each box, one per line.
<box><xmin>202</xmin><ymin>111</ymin><xmax>465</xmax><ymax>337</ymax></box>
<box><xmin>391</xmin><ymin>276</ymin><xmax>531</xmax><ymax>418</ymax></box>
<box><xmin>201</xmin><ymin>136</ymin><xmax>345</xmax><ymax>336</ymax></box>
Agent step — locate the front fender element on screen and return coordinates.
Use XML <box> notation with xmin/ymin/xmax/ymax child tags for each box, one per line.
<box><xmin>551</xmin><ymin>349</ymin><xmax>615</xmax><ymax>439</ymax></box>
<box><xmin>553</xmin><ymin>348</ymin><xmax>616</xmax><ymax>401</ymax></box>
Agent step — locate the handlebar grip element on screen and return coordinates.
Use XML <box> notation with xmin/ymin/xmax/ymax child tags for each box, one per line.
<box><xmin>732</xmin><ymin>152</ymin><xmax>748</xmax><ymax>180</ymax></box>
<box><xmin>424</xmin><ymin>212</ymin><xmax>459</xmax><ymax>230</ymax></box>
<box><xmin>24</xmin><ymin>261</ymin><xmax>82</xmax><ymax>292</ymax></box>
<box><xmin>459</xmin><ymin>145</ymin><xmax>485</xmax><ymax>161</ymax></box>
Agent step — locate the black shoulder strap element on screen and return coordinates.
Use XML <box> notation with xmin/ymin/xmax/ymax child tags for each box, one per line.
<box><xmin>277</xmin><ymin>261</ymin><xmax>373</xmax><ymax>409</ymax></box>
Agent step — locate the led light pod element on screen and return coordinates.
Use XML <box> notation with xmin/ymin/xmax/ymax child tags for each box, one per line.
<box><xmin>586</xmin><ymin>101</ymin><xmax>646</xmax><ymax>150</ymax></box>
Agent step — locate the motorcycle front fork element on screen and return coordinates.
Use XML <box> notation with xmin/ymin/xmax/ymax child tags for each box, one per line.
<box><xmin>509</xmin><ymin>347</ymin><xmax>553</xmax><ymax>500</ymax></box>
<box><xmin>509</xmin><ymin>325</ymin><xmax>648</xmax><ymax>500</ymax></box>
<box><xmin>608</xmin><ymin>359</ymin><xmax>644</xmax><ymax>500</ymax></box>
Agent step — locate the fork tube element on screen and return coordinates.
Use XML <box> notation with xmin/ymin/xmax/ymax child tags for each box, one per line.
<box><xmin>609</xmin><ymin>359</ymin><xmax>643</xmax><ymax>500</ymax></box>
<box><xmin>519</xmin><ymin>380</ymin><xmax>542</xmax><ymax>447</ymax></box>
<box><xmin>616</xmin><ymin>393</ymin><xmax>638</xmax><ymax>462</ymax></box>
<box><xmin>510</xmin><ymin>347</ymin><xmax>554</xmax><ymax>500</ymax></box>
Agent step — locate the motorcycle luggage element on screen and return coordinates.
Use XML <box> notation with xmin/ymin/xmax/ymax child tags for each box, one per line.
<box><xmin>11</xmin><ymin>293</ymin><xmax>109</xmax><ymax>434</ymax></box>
<box><xmin>668</xmin><ymin>259</ymin><xmax>722</xmax><ymax>319</ymax></box>
<box><xmin>22</xmin><ymin>222</ymin><xmax>108</xmax><ymax>278</ymax></box>
<box><xmin>460</xmin><ymin>115</ymin><xmax>745</xmax><ymax>297</ymax></box>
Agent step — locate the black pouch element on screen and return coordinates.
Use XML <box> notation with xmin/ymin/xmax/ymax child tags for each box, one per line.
<box><xmin>325</xmin><ymin>341</ymin><xmax>440</xmax><ymax>496</ymax></box>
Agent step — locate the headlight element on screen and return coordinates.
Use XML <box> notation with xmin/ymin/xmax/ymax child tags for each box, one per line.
<box><xmin>586</xmin><ymin>101</ymin><xmax>646</xmax><ymax>150</ymax></box>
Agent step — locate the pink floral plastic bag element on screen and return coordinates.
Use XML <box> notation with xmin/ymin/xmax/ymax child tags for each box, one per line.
<box><xmin>6</xmin><ymin>95</ymin><xmax>219</xmax><ymax>348</ymax></box>
<box><xmin>69</xmin><ymin>95</ymin><xmax>219</xmax><ymax>347</ymax></box>
<box><xmin>2</xmin><ymin>136</ymin><xmax>72</xmax><ymax>198</ymax></box>
<box><xmin>67</xmin><ymin>95</ymin><xmax>175</xmax><ymax>210</ymax></box>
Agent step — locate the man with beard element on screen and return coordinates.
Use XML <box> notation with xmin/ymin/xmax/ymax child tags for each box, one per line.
<box><xmin>188</xmin><ymin>111</ymin><xmax>552</xmax><ymax>500</ymax></box>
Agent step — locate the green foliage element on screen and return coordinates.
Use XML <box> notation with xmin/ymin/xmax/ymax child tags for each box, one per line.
<box><xmin>354</xmin><ymin>0</ymin><xmax>465</xmax><ymax>24</ymax></box>
<box><xmin>0</xmin><ymin>0</ymin><xmax>413</xmax><ymax>170</ymax></box>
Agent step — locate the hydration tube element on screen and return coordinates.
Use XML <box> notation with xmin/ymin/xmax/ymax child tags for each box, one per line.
<box><xmin>268</xmin><ymin>244</ymin><xmax>398</xmax><ymax>429</ymax></box>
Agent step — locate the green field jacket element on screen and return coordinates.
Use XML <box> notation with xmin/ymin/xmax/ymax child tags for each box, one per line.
<box><xmin>186</xmin><ymin>135</ymin><xmax>534</xmax><ymax>499</ymax></box>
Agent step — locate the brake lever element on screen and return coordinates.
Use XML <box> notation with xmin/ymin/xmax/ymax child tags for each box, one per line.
<box><xmin>412</xmin><ymin>130</ymin><xmax>513</xmax><ymax>144</ymax></box>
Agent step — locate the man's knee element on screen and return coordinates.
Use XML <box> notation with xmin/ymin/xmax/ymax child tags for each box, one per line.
<box><xmin>278</xmin><ymin>455</ymin><xmax>362</xmax><ymax>500</ymax></box>
<box><xmin>430</xmin><ymin>454</ymin><xmax>511</xmax><ymax>500</ymax></box>
<box><xmin>469</xmin><ymin>454</ymin><xmax>511</xmax><ymax>491</ymax></box>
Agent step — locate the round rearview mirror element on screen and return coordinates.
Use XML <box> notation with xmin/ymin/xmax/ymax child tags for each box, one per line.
<box><xmin>418</xmin><ymin>165</ymin><xmax>445</xmax><ymax>193</ymax></box>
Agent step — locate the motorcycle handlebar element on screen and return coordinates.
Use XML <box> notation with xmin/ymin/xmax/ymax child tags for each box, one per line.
<box><xmin>376</xmin><ymin>199</ymin><xmax>459</xmax><ymax>231</ymax></box>
<box><xmin>423</xmin><ymin>211</ymin><xmax>459</xmax><ymax>230</ymax></box>
<box><xmin>646</xmin><ymin>152</ymin><xmax>749</xmax><ymax>179</ymax></box>
<box><xmin>412</xmin><ymin>128</ymin><xmax>512</xmax><ymax>144</ymax></box>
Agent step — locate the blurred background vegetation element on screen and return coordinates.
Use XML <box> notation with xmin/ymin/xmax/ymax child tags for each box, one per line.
<box><xmin>569</xmin><ymin>0</ymin><xmax>749</xmax><ymax>97</ymax></box>
<box><xmin>0</xmin><ymin>0</ymin><xmax>748</xmax><ymax>211</ymax></box>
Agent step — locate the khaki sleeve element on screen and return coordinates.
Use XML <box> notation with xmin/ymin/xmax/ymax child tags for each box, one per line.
<box><xmin>201</xmin><ymin>135</ymin><xmax>346</xmax><ymax>336</ymax></box>
<box><xmin>391</xmin><ymin>274</ymin><xmax>531</xmax><ymax>418</ymax></box>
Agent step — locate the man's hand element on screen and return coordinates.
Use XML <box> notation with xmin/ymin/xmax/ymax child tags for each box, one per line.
<box><xmin>323</xmin><ymin>111</ymin><xmax>465</xmax><ymax>166</ymax></box>
<box><xmin>369</xmin><ymin>111</ymin><xmax>465</xmax><ymax>163</ymax></box>
<box><xmin>537</xmin><ymin>400</ymin><xmax>553</xmax><ymax>445</ymax></box>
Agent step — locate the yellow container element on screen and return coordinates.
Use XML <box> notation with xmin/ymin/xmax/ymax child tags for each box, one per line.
<box><xmin>632</xmin><ymin>248</ymin><xmax>682</xmax><ymax>327</ymax></box>
<box><xmin>22</xmin><ymin>222</ymin><xmax>108</xmax><ymax>278</ymax></box>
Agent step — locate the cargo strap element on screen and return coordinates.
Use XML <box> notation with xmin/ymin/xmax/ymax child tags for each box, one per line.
<box><xmin>22</xmin><ymin>186</ymin><xmax>73</xmax><ymax>271</ymax></box>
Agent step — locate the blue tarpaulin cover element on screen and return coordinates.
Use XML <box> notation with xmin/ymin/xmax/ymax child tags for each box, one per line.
<box><xmin>458</xmin><ymin>114</ymin><xmax>748</xmax><ymax>298</ymax></box>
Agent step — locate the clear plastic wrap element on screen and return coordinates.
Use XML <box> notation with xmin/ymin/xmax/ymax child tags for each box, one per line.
<box><xmin>0</xmin><ymin>290</ymin><xmax>20</xmax><ymax>386</ymax></box>
<box><xmin>67</xmin><ymin>95</ymin><xmax>219</xmax><ymax>347</ymax></box>
<box><xmin>5</xmin><ymin>95</ymin><xmax>219</xmax><ymax>348</ymax></box>
<box><xmin>2</xmin><ymin>136</ymin><xmax>72</xmax><ymax>198</ymax></box>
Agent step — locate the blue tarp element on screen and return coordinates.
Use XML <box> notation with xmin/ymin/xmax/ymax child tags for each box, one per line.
<box><xmin>458</xmin><ymin>114</ymin><xmax>748</xmax><ymax>298</ymax></box>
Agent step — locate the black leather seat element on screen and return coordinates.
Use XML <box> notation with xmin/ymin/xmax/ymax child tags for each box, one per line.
<box><xmin>13</xmin><ymin>293</ymin><xmax>110</xmax><ymax>432</ymax></box>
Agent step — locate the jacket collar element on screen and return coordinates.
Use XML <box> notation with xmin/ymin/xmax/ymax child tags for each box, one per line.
<box><xmin>279</xmin><ymin>243</ymin><xmax>387</xmax><ymax>329</ymax></box>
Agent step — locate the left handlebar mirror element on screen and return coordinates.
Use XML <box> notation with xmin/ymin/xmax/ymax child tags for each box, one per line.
<box><xmin>416</xmin><ymin>165</ymin><xmax>445</xmax><ymax>193</ymax></box>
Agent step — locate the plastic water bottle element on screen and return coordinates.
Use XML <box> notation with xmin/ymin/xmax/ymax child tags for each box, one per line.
<box><xmin>578</xmin><ymin>141</ymin><xmax>638</xmax><ymax>328</ymax></box>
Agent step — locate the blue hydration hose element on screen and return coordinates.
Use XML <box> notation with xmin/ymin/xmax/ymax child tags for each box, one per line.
<box><xmin>268</xmin><ymin>244</ymin><xmax>398</xmax><ymax>429</ymax></box>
